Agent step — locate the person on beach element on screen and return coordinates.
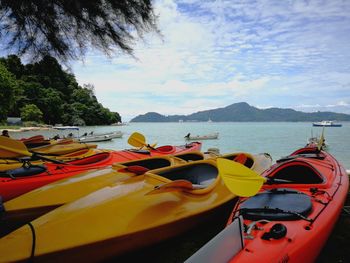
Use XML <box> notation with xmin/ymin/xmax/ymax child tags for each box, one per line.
<box><xmin>1</xmin><ymin>130</ymin><xmax>9</xmax><ymax>137</ymax></box>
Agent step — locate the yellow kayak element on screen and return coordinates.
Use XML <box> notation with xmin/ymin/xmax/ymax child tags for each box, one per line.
<box><xmin>3</xmin><ymin>155</ymin><xmax>187</xmax><ymax>212</ymax></box>
<box><xmin>3</xmin><ymin>152</ymin><xmax>269</xmax><ymax>212</ymax></box>
<box><xmin>0</xmin><ymin>152</ymin><xmax>271</xmax><ymax>262</ymax></box>
<box><xmin>32</xmin><ymin>142</ymin><xmax>97</xmax><ymax>155</ymax></box>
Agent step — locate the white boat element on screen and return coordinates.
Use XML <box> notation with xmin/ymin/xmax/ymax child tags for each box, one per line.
<box><xmin>78</xmin><ymin>131</ymin><xmax>123</xmax><ymax>143</ymax></box>
<box><xmin>312</xmin><ymin>121</ymin><xmax>342</xmax><ymax>127</ymax></box>
<box><xmin>54</xmin><ymin>126</ymin><xmax>80</xmax><ymax>130</ymax></box>
<box><xmin>78</xmin><ymin>136</ymin><xmax>112</xmax><ymax>143</ymax></box>
<box><xmin>185</xmin><ymin>132</ymin><xmax>219</xmax><ymax>140</ymax></box>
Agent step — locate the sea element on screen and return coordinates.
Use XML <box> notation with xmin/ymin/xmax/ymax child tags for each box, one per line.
<box><xmin>9</xmin><ymin>121</ymin><xmax>350</xmax><ymax>169</ymax></box>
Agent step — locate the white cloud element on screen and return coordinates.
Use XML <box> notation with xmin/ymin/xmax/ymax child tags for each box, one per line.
<box><xmin>72</xmin><ymin>0</ymin><xmax>350</xmax><ymax>119</ymax></box>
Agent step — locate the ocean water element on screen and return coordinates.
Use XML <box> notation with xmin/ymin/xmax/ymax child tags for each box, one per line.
<box><xmin>10</xmin><ymin>122</ymin><xmax>350</xmax><ymax>169</ymax></box>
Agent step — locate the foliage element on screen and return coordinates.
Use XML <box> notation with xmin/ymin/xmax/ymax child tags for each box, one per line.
<box><xmin>0</xmin><ymin>55</ymin><xmax>121</xmax><ymax>125</ymax></box>
<box><xmin>0</xmin><ymin>62</ymin><xmax>16</xmax><ymax>121</ymax></box>
<box><xmin>0</xmin><ymin>0</ymin><xmax>158</xmax><ymax>62</ymax></box>
<box><xmin>20</xmin><ymin>104</ymin><xmax>43</xmax><ymax>122</ymax></box>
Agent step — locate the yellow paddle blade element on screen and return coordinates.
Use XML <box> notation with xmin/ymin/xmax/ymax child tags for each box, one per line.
<box><xmin>317</xmin><ymin>127</ymin><xmax>325</xmax><ymax>151</ymax></box>
<box><xmin>0</xmin><ymin>136</ymin><xmax>32</xmax><ymax>158</ymax></box>
<box><xmin>146</xmin><ymin>180</ymin><xmax>194</xmax><ymax>195</ymax></box>
<box><xmin>127</xmin><ymin>132</ymin><xmax>147</xmax><ymax>148</ymax></box>
<box><xmin>217</xmin><ymin>158</ymin><xmax>266</xmax><ymax>197</ymax></box>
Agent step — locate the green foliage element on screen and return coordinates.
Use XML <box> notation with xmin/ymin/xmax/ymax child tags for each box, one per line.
<box><xmin>1</xmin><ymin>55</ymin><xmax>121</xmax><ymax>125</ymax></box>
<box><xmin>0</xmin><ymin>62</ymin><xmax>16</xmax><ymax>121</ymax></box>
<box><xmin>0</xmin><ymin>0</ymin><xmax>158</xmax><ymax>62</ymax></box>
<box><xmin>20</xmin><ymin>104</ymin><xmax>43</xmax><ymax>122</ymax></box>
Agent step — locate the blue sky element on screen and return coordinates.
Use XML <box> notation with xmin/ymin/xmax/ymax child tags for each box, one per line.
<box><xmin>71</xmin><ymin>0</ymin><xmax>350</xmax><ymax>121</ymax></box>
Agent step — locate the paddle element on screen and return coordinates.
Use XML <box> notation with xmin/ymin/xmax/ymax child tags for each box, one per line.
<box><xmin>0</xmin><ymin>136</ymin><xmax>65</xmax><ymax>164</ymax></box>
<box><xmin>217</xmin><ymin>158</ymin><xmax>266</xmax><ymax>197</ymax></box>
<box><xmin>217</xmin><ymin>158</ymin><xmax>294</xmax><ymax>197</ymax></box>
<box><xmin>317</xmin><ymin>127</ymin><xmax>325</xmax><ymax>151</ymax></box>
<box><xmin>127</xmin><ymin>132</ymin><xmax>157</xmax><ymax>150</ymax></box>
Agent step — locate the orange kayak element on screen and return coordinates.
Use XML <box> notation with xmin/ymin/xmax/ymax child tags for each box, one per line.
<box><xmin>189</xmin><ymin>146</ymin><xmax>349</xmax><ymax>263</ymax></box>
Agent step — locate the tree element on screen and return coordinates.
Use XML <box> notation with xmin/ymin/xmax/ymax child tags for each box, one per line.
<box><xmin>20</xmin><ymin>104</ymin><xmax>43</xmax><ymax>122</ymax></box>
<box><xmin>1</xmin><ymin>54</ymin><xmax>122</xmax><ymax>125</ymax></box>
<box><xmin>0</xmin><ymin>0</ymin><xmax>158</xmax><ymax>62</ymax></box>
<box><xmin>0</xmin><ymin>62</ymin><xmax>16</xmax><ymax>122</ymax></box>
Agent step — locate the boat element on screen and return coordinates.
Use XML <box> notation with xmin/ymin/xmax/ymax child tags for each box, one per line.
<box><xmin>29</xmin><ymin>141</ymin><xmax>98</xmax><ymax>155</ymax></box>
<box><xmin>1</xmin><ymin>154</ymin><xmax>197</xmax><ymax>212</ymax></box>
<box><xmin>53</xmin><ymin>125</ymin><xmax>80</xmax><ymax>130</ymax></box>
<box><xmin>1</xmin><ymin>151</ymin><xmax>270</xmax><ymax>211</ymax></box>
<box><xmin>0</xmin><ymin>139</ymin><xmax>202</xmax><ymax>201</ymax></box>
<box><xmin>187</xmin><ymin>145</ymin><xmax>349</xmax><ymax>263</ymax></box>
<box><xmin>79</xmin><ymin>135</ymin><xmax>112</xmax><ymax>143</ymax></box>
<box><xmin>78</xmin><ymin>131</ymin><xmax>123</xmax><ymax>143</ymax></box>
<box><xmin>0</xmin><ymin>147</ymin><xmax>102</xmax><ymax>172</ymax></box>
<box><xmin>312</xmin><ymin>120</ymin><xmax>342</xmax><ymax>127</ymax></box>
<box><xmin>0</xmin><ymin>152</ymin><xmax>272</xmax><ymax>262</ymax></box>
<box><xmin>185</xmin><ymin>132</ymin><xmax>219</xmax><ymax>140</ymax></box>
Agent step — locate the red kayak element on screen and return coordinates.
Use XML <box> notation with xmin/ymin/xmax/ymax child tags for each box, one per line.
<box><xmin>188</xmin><ymin>145</ymin><xmax>348</xmax><ymax>263</ymax></box>
<box><xmin>0</xmin><ymin>142</ymin><xmax>201</xmax><ymax>201</ymax></box>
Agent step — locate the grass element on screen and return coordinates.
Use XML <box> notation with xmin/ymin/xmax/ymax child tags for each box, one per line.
<box><xmin>0</xmin><ymin>125</ymin><xmax>21</xmax><ymax>129</ymax></box>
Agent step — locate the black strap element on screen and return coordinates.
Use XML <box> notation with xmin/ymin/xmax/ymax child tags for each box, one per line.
<box><xmin>27</xmin><ymin>222</ymin><xmax>36</xmax><ymax>262</ymax></box>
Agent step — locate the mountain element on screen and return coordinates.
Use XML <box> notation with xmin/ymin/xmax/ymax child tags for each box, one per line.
<box><xmin>130</xmin><ymin>102</ymin><xmax>350</xmax><ymax>122</ymax></box>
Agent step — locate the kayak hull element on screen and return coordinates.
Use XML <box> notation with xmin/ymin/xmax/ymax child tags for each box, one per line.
<box><xmin>21</xmin><ymin>199</ymin><xmax>235</xmax><ymax>263</ymax></box>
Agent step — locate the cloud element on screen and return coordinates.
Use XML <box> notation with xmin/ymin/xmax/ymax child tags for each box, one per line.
<box><xmin>71</xmin><ymin>0</ymin><xmax>350</xmax><ymax>120</ymax></box>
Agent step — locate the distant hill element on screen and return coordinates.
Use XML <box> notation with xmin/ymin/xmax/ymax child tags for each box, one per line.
<box><xmin>130</xmin><ymin>102</ymin><xmax>350</xmax><ymax>122</ymax></box>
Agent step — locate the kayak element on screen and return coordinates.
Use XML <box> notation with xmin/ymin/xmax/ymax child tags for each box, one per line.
<box><xmin>19</xmin><ymin>135</ymin><xmax>51</xmax><ymax>148</ymax></box>
<box><xmin>1</xmin><ymin>155</ymin><xmax>190</xmax><ymax>217</ymax></box>
<box><xmin>0</xmin><ymin>142</ymin><xmax>202</xmax><ymax>201</ymax></box>
<box><xmin>0</xmin><ymin>148</ymin><xmax>101</xmax><ymax>172</ymax></box>
<box><xmin>0</xmin><ymin>152</ymin><xmax>272</xmax><ymax>262</ymax></box>
<box><xmin>28</xmin><ymin>141</ymin><xmax>98</xmax><ymax>155</ymax></box>
<box><xmin>2</xmin><ymin>152</ymin><xmax>267</xmax><ymax>212</ymax></box>
<box><xmin>188</xmin><ymin>146</ymin><xmax>349</xmax><ymax>263</ymax></box>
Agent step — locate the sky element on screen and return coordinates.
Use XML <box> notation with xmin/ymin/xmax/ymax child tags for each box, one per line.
<box><xmin>71</xmin><ymin>0</ymin><xmax>350</xmax><ymax>121</ymax></box>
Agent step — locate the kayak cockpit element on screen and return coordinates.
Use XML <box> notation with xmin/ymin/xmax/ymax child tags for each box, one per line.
<box><xmin>117</xmin><ymin>157</ymin><xmax>172</xmax><ymax>170</ymax></box>
<box><xmin>156</xmin><ymin>163</ymin><xmax>218</xmax><ymax>187</ymax></box>
<box><xmin>222</xmin><ymin>153</ymin><xmax>254</xmax><ymax>168</ymax></box>
<box><xmin>0</xmin><ymin>165</ymin><xmax>47</xmax><ymax>179</ymax></box>
<box><xmin>267</xmin><ymin>160</ymin><xmax>324</xmax><ymax>184</ymax></box>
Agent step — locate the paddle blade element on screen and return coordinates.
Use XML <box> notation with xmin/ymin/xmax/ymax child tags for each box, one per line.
<box><xmin>146</xmin><ymin>180</ymin><xmax>194</xmax><ymax>195</ymax></box>
<box><xmin>0</xmin><ymin>136</ymin><xmax>32</xmax><ymax>158</ymax></box>
<box><xmin>317</xmin><ymin>127</ymin><xmax>325</xmax><ymax>151</ymax></box>
<box><xmin>128</xmin><ymin>132</ymin><xmax>147</xmax><ymax>148</ymax></box>
<box><xmin>217</xmin><ymin>158</ymin><xmax>266</xmax><ymax>197</ymax></box>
